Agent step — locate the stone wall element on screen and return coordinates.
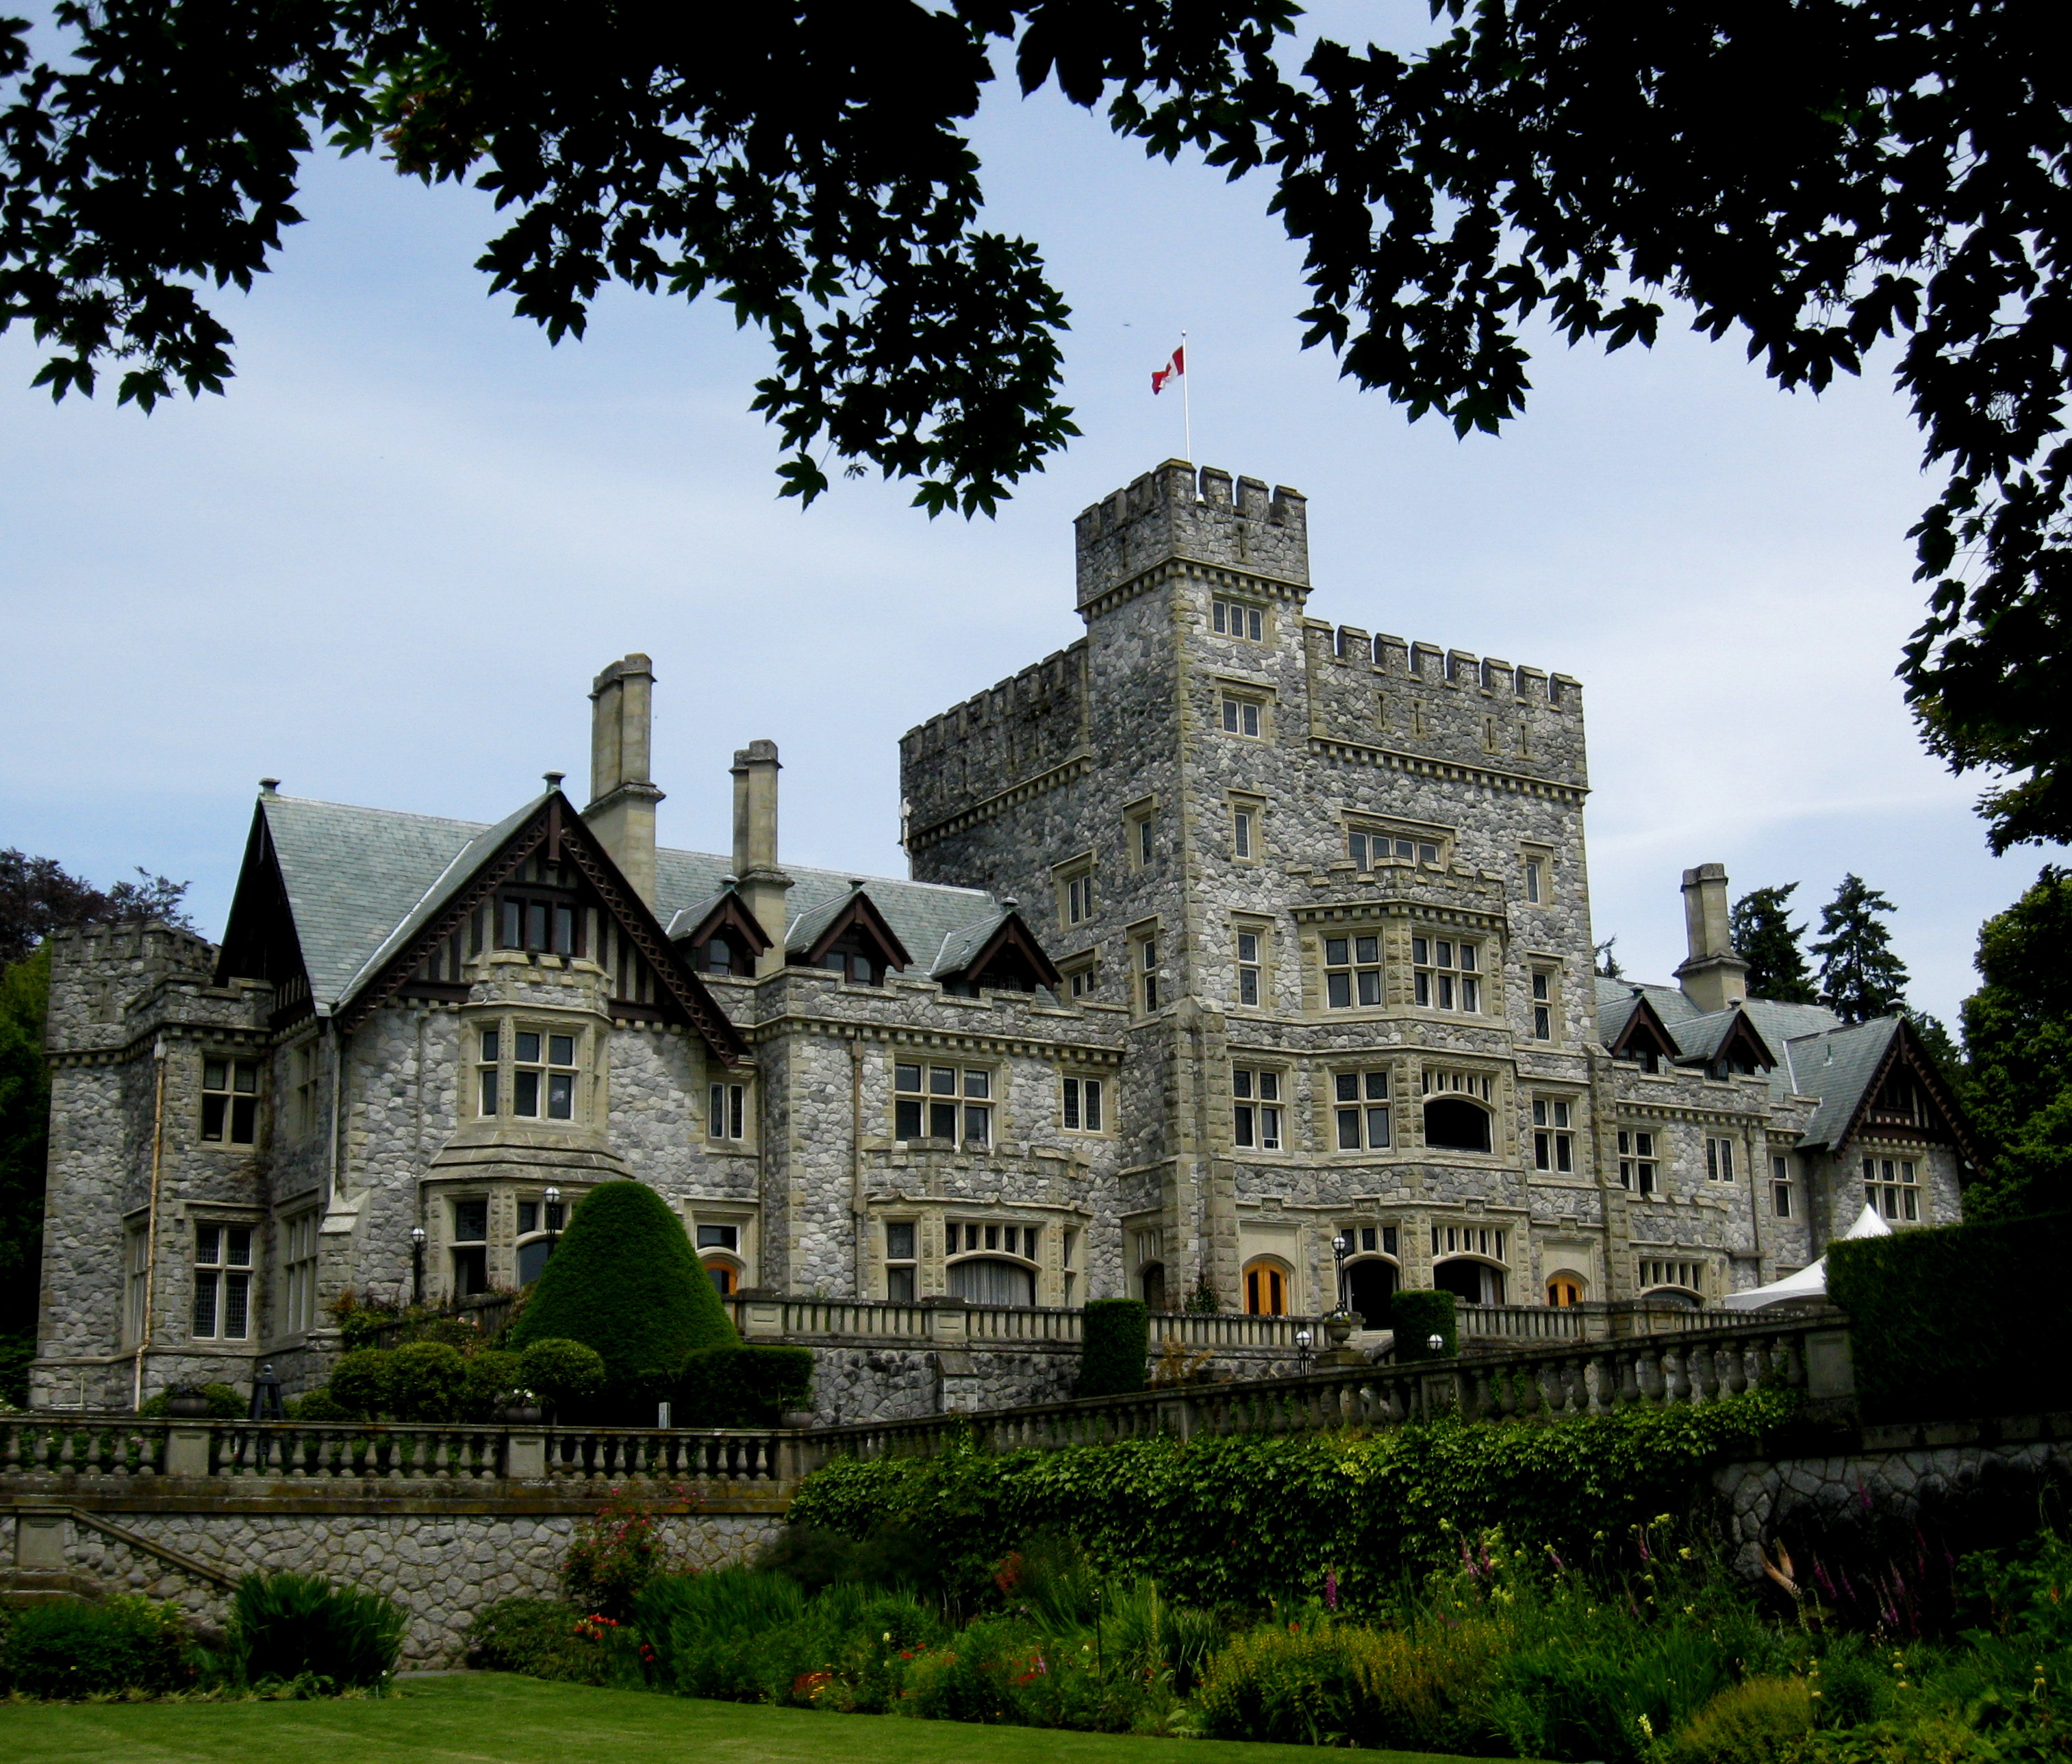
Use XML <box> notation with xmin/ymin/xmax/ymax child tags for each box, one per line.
<box><xmin>4</xmin><ymin>1500</ymin><xmax>783</xmax><ymax>1667</ymax></box>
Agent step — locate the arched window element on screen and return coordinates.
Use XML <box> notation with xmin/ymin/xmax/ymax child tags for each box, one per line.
<box><xmin>1346</xmin><ymin>1257</ymin><xmax>1398</xmax><ymax>1324</ymax></box>
<box><xmin>1140</xmin><ymin>1262</ymin><xmax>1167</xmax><ymax>1313</ymax></box>
<box><xmin>948</xmin><ymin>1257</ymin><xmax>1036</xmax><ymax>1307</ymax></box>
<box><xmin>705</xmin><ymin>1260</ymin><xmax>738</xmax><ymax>1295</ymax></box>
<box><xmin>1435</xmin><ymin>1259</ymin><xmax>1506</xmax><ymax>1305</ymax></box>
<box><xmin>1243</xmin><ymin>1258</ymin><xmax>1290</xmax><ymax>1315</ymax></box>
<box><xmin>1545</xmin><ymin>1273</ymin><xmax>1584</xmax><ymax>1307</ymax></box>
<box><xmin>1423</xmin><ymin>1097</ymin><xmax>1491</xmax><ymax>1152</ymax></box>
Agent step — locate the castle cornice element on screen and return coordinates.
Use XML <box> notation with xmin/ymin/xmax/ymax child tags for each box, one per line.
<box><xmin>1308</xmin><ymin>735</ymin><xmax>1588</xmax><ymax>803</ymax></box>
<box><xmin>1076</xmin><ymin>556</ymin><xmax>1310</xmax><ymax>625</ymax></box>
<box><xmin>905</xmin><ymin>750</ymin><xmax>1093</xmax><ymax>853</ymax></box>
<box><xmin>740</xmin><ymin>1010</ymin><xmax>1125</xmax><ymax>1066</ymax></box>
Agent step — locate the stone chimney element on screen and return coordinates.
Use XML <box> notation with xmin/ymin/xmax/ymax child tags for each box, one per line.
<box><xmin>1675</xmin><ymin>861</ymin><xmax>1749</xmax><ymax>1015</ymax></box>
<box><xmin>731</xmin><ymin>740</ymin><xmax>792</xmax><ymax>973</ymax></box>
<box><xmin>583</xmin><ymin>655</ymin><xmax>665</xmax><ymax>906</ymax></box>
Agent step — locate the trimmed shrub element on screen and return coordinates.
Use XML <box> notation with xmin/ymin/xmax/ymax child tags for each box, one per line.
<box><xmin>138</xmin><ymin>1381</ymin><xmax>244</xmax><ymax>1418</ymax></box>
<box><xmin>462</xmin><ymin>1349</ymin><xmax>527</xmax><ymax>1420</ymax></box>
<box><xmin>0</xmin><ymin>1595</ymin><xmax>196</xmax><ymax>1698</ymax></box>
<box><xmin>1830</xmin><ymin>1210</ymin><xmax>2072</xmax><ymax>1422</ymax></box>
<box><xmin>1392</xmin><ymin>1289</ymin><xmax>1457</xmax><ymax>1361</ymax></box>
<box><xmin>327</xmin><ymin>1348</ymin><xmax>390</xmax><ymax>1418</ymax></box>
<box><xmin>227</xmin><ymin>1570</ymin><xmax>406</xmax><ymax>1688</ymax></box>
<box><xmin>290</xmin><ymin>1389</ymin><xmax>353</xmax><ymax>1422</ymax></box>
<box><xmin>1670</xmin><ymin>1676</ymin><xmax>1815</xmax><ymax>1764</ymax></box>
<box><xmin>1077</xmin><ymin>1298</ymin><xmax>1149</xmax><ymax>1398</ymax></box>
<box><xmin>675</xmin><ymin>1344</ymin><xmax>813</xmax><ymax>1426</ymax></box>
<box><xmin>519</xmin><ymin>1337</ymin><xmax>608</xmax><ymax>1415</ymax></box>
<box><xmin>464</xmin><ymin>1598</ymin><xmax>613</xmax><ymax>1684</ymax></box>
<box><xmin>383</xmin><ymin>1339</ymin><xmax>468</xmax><ymax>1422</ymax></box>
<box><xmin>507</xmin><ymin>1181</ymin><xmax>736</xmax><ymax>1403</ymax></box>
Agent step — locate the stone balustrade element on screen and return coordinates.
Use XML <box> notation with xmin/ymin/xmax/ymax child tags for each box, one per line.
<box><xmin>800</xmin><ymin>1313</ymin><xmax>1850</xmax><ymax>1470</ymax></box>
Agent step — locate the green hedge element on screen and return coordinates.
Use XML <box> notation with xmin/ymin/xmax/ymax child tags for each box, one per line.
<box><xmin>1078</xmin><ymin>1298</ymin><xmax>1149</xmax><ymax>1398</ymax></box>
<box><xmin>791</xmin><ymin>1388</ymin><xmax>1797</xmax><ymax>1612</ymax></box>
<box><xmin>1392</xmin><ymin>1289</ymin><xmax>1457</xmax><ymax>1361</ymax></box>
<box><xmin>674</xmin><ymin>1345</ymin><xmax>815</xmax><ymax>1427</ymax></box>
<box><xmin>1828</xmin><ymin>1209</ymin><xmax>2072</xmax><ymax>1423</ymax></box>
<box><xmin>507</xmin><ymin>1180</ymin><xmax>737</xmax><ymax>1401</ymax></box>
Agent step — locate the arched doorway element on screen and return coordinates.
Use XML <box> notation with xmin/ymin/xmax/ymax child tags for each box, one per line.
<box><xmin>1346</xmin><ymin>1258</ymin><xmax>1398</xmax><ymax>1326</ymax></box>
<box><xmin>1423</xmin><ymin>1098</ymin><xmax>1491</xmax><ymax>1152</ymax></box>
<box><xmin>1435</xmin><ymin>1258</ymin><xmax>1505</xmax><ymax>1305</ymax></box>
<box><xmin>1140</xmin><ymin>1262</ymin><xmax>1167</xmax><ymax>1313</ymax></box>
<box><xmin>1545</xmin><ymin>1272</ymin><xmax>1584</xmax><ymax>1307</ymax></box>
<box><xmin>1243</xmin><ymin>1258</ymin><xmax>1290</xmax><ymax>1315</ymax></box>
<box><xmin>705</xmin><ymin>1259</ymin><xmax>739</xmax><ymax>1295</ymax></box>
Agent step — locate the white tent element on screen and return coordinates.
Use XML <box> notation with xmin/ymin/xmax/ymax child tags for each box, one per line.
<box><xmin>1719</xmin><ymin>1201</ymin><xmax>1891</xmax><ymax>1310</ymax></box>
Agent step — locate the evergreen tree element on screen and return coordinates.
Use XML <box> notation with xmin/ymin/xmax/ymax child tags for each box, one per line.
<box><xmin>507</xmin><ymin>1181</ymin><xmax>737</xmax><ymax>1404</ymax></box>
<box><xmin>1730</xmin><ymin>884</ymin><xmax>1818</xmax><ymax>1003</ymax></box>
<box><xmin>1593</xmin><ymin>938</ymin><xmax>1623</xmax><ymax>981</ymax></box>
<box><xmin>1811</xmin><ymin>875</ymin><xmax>1911</xmax><ymax>1023</ymax></box>
<box><xmin>1959</xmin><ymin>867</ymin><xmax>2072</xmax><ymax>1219</ymax></box>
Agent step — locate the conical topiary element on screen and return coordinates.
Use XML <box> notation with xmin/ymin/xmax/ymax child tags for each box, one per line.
<box><xmin>506</xmin><ymin>1181</ymin><xmax>737</xmax><ymax>1397</ymax></box>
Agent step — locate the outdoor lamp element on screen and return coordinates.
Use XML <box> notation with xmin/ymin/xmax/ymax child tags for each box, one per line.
<box><xmin>1294</xmin><ymin>1326</ymin><xmax>1313</xmax><ymax>1376</ymax></box>
<box><xmin>544</xmin><ymin>1186</ymin><xmax>562</xmax><ymax>1260</ymax></box>
<box><xmin>1330</xmin><ymin>1231</ymin><xmax>1350</xmax><ymax>1313</ymax></box>
<box><xmin>409</xmin><ymin>1225</ymin><xmax>426</xmax><ymax>1305</ymax></box>
<box><xmin>1427</xmin><ymin>1333</ymin><xmax>1445</xmax><ymax>1354</ymax></box>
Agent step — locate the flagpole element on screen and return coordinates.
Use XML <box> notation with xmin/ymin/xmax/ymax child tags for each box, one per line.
<box><xmin>1180</xmin><ymin>330</ymin><xmax>1192</xmax><ymax>463</ymax></box>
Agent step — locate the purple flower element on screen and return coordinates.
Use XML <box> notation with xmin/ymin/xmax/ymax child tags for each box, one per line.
<box><xmin>1325</xmin><ymin>1569</ymin><xmax>1339</xmax><ymax>1612</ymax></box>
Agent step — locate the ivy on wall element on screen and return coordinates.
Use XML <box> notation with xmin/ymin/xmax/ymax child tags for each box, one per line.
<box><xmin>790</xmin><ymin>1389</ymin><xmax>1797</xmax><ymax>1611</ymax></box>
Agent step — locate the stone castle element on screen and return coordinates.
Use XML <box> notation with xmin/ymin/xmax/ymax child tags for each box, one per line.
<box><xmin>31</xmin><ymin>460</ymin><xmax>1977</xmax><ymax>1411</ymax></box>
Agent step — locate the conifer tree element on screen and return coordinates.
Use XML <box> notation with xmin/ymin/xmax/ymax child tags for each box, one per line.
<box><xmin>1730</xmin><ymin>884</ymin><xmax>1818</xmax><ymax>1004</ymax></box>
<box><xmin>1811</xmin><ymin>876</ymin><xmax>1911</xmax><ymax>1024</ymax></box>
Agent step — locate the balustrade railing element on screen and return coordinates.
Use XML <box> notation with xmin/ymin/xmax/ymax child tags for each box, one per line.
<box><xmin>805</xmin><ymin>1315</ymin><xmax>1829</xmax><ymax>1471</ymax></box>
<box><xmin>0</xmin><ymin>1416</ymin><xmax>169</xmax><ymax>1478</ymax></box>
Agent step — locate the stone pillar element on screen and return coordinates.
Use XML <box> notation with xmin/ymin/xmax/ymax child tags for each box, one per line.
<box><xmin>165</xmin><ymin>1426</ymin><xmax>211</xmax><ymax>1478</ymax></box>
<box><xmin>583</xmin><ymin>655</ymin><xmax>666</xmax><ymax>907</ymax></box>
<box><xmin>731</xmin><ymin>740</ymin><xmax>793</xmax><ymax>974</ymax></box>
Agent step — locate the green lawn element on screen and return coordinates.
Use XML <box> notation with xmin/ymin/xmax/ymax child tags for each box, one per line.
<box><xmin>0</xmin><ymin>1672</ymin><xmax>1508</xmax><ymax>1763</ymax></box>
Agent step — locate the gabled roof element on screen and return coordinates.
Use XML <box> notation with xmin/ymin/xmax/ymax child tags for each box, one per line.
<box><xmin>787</xmin><ymin>885</ymin><xmax>914</xmax><ymax>971</ymax></box>
<box><xmin>666</xmin><ymin>886</ymin><xmax>773</xmax><ymax>955</ymax></box>
<box><xmin>1604</xmin><ymin>990</ymin><xmax>1679</xmax><ymax>1063</ymax></box>
<box><xmin>1786</xmin><ymin>1015</ymin><xmax>1986</xmax><ymax>1165</ymax></box>
<box><xmin>1670</xmin><ymin>1006</ymin><xmax>1776</xmax><ymax>1071</ymax></box>
<box><xmin>931</xmin><ymin>908</ymin><xmax>1063</xmax><ymax>990</ymax></box>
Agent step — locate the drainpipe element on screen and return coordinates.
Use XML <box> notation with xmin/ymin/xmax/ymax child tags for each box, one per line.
<box><xmin>850</xmin><ymin>1036</ymin><xmax>866</xmax><ymax>1298</ymax></box>
<box><xmin>132</xmin><ymin>1036</ymin><xmax>168</xmax><ymax>1411</ymax></box>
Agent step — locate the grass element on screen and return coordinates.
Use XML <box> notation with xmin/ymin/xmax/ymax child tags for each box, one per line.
<box><xmin>0</xmin><ymin>1672</ymin><xmax>1512</xmax><ymax>1763</ymax></box>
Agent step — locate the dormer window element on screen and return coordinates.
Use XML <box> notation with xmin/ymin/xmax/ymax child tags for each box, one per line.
<box><xmin>702</xmin><ymin>933</ymin><xmax>755</xmax><ymax>978</ymax></box>
<box><xmin>821</xmin><ymin>938</ymin><xmax>881</xmax><ymax>985</ymax></box>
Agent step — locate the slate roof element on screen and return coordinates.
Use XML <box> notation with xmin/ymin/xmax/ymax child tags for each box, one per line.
<box><xmin>930</xmin><ymin>908</ymin><xmax>1012</xmax><ymax>979</ymax></box>
<box><xmin>1782</xmin><ymin>1017</ymin><xmax>1902</xmax><ymax>1148</ymax></box>
<box><xmin>1593</xmin><ymin>973</ymin><xmax>1896</xmax><ymax>1137</ymax></box>
<box><xmin>255</xmin><ymin>792</ymin><xmax>1008</xmax><ymax>1014</ymax></box>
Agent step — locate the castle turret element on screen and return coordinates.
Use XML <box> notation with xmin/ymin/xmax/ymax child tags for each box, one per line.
<box><xmin>583</xmin><ymin>654</ymin><xmax>664</xmax><ymax>906</ymax></box>
<box><xmin>1073</xmin><ymin>459</ymin><xmax>1308</xmax><ymax>611</ymax></box>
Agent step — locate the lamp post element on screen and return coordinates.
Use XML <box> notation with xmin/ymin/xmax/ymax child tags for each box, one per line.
<box><xmin>409</xmin><ymin>1226</ymin><xmax>425</xmax><ymax>1306</ymax></box>
<box><xmin>1295</xmin><ymin>1327</ymin><xmax>1313</xmax><ymax>1377</ymax></box>
<box><xmin>1427</xmin><ymin>1333</ymin><xmax>1446</xmax><ymax>1357</ymax></box>
<box><xmin>544</xmin><ymin>1186</ymin><xmax>561</xmax><ymax>1262</ymax></box>
<box><xmin>1330</xmin><ymin>1232</ymin><xmax>1350</xmax><ymax>1316</ymax></box>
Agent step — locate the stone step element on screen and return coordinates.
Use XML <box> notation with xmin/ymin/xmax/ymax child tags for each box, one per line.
<box><xmin>0</xmin><ymin>1567</ymin><xmax>105</xmax><ymax>1604</ymax></box>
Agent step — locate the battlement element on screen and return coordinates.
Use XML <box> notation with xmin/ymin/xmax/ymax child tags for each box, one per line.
<box><xmin>43</xmin><ymin>919</ymin><xmax>225</xmax><ymax>1053</ymax></box>
<box><xmin>902</xmin><ymin>642</ymin><xmax>1086</xmax><ymax>759</ymax></box>
<box><xmin>1315</xmin><ymin>625</ymin><xmax>1581</xmax><ymax>709</ymax></box>
<box><xmin>1074</xmin><ymin>460</ymin><xmax>1308</xmax><ymax>609</ymax></box>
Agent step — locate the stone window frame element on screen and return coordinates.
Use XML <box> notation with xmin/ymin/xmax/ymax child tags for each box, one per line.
<box><xmin>1520</xmin><ymin>845</ymin><xmax>1554</xmax><ymax>907</ymax></box>
<box><xmin>1052</xmin><ymin>849</ymin><xmax>1098</xmax><ymax>932</ymax></box>
<box><xmin>688</xmin><ymin>1201</ymin><xmax>759</xmax><ymax>1294</ymax></box>
<box><xmin>708</xmin><ymin>1075</ymin><xmax>753</xmax><ymax>1145</ymax></box>
<box><xmin>1059</xmin><ymin>1071</ymin><xmax>1107</xmax><ymax>1135</ymax></box>
<box><xmin>448</xmin><ymin>1192</ymin><xmax>492</xmax><ymax>1299</ymax></box>
<box><xmin>1128</xmin><ymin>919</ymin><xmax>1163</xmax><ymax>1016</ymax></box>
<box><xmin>1059</xmin><ymin>950</ymin><xmax>1099</xmax><ymax>1000</ymax></box>
<box><xmin>1771</xmin><ymin>1152</ymin><xmax>1795</xmax><ymax>1218</ymax></box>
<box><xmin>1327</xmin><ymin>1065</ymin><xmax>1394</xmax><ymax>1152</ymax></box>
<box><xmin>1210</xmin><ymin>594</ymin><xmax>1268</xmax><ymax>642</ymax></box>
<box><xmin>1344</xmin><ymin>815</ymin><xmax>1449</xmax><ymax>872</ymax></box>
<box><xmin>1860</xmin><ymin>1151</ymin><xmax>1923</xmax><ymax>1222</ymax></box>
<box><xmin>198</xmin><ymin>1052</ymin><xmax>262</xmax><ymax>1148</ymax></box>
<box><xmin>279</xmin><ymin>1207</ymin><xmax>320</xmax><ymax>1337</ymax></box>
<box><xmin>471</xmin><ymin>1011</ymin><xmax>596</xmax><ymax>1128</ymax></box>
<box><xmin>1227</xmin><ymin>791</ymin><xmax>1267</xmax><ymax>865</ymax></box>
<box><xmin>1531</xmin><ymin>1095</ymin><xmax>1578</xmax><ymax>1174</ymax></box>
<box><xmin>1124</xmin><ymin>796</ymin><xmax>1158</xmax><ymax>870</ymax></box>
<box><xmin>286</xmin><ymin>1037</ymin><xmax>320</xmax><ymax>1140</ymax></box>
<box><xmin>1528</xmin><ymin>961</ymin><xmax>1561</xmax><ymax>1042</ymax></box>
<box><xmin>1231</xmin><ymin>914</ymin><xmax>1274</xmax><ymax>1011</ymax></box>
<box><xmin>121</xmin><ymin>1211</ymin><xmax>150</xmax><ymax>1350</ymax></box>
<box><xmin>1231</xmin><ymin>1063</ymin><xmax>1289</xmax><ymax>1153</ymax></box>
<box><xmin>1638</xmin><ymin>1255</ymin><xmax>1708</xmax><ymax>1299</ymax></box>
<box><xmin>189</xmin><ymin>1213</ymin><xmax>261</xmax><ymax>1343</ymax></box>
<box><xmin>1704</xmin><ymin>1135</ymin><xmax>1739</xmax><ymax>1183</ymax></box>
<box><xmin>1320</xmin><ymin>924</ymin><xmax>1385</xmax><ymax>1011</ymax></box>
<box><xmin>1411</xmin><ymin>930</ymin><xmax>1486</xmax><ymax>1015</ymax></box>
<box><xmin>1215</xmin><ymin>683</ymin><xmax>1272</xmax><ymax>741</ymax></box>
<box><xmin>892</xmin><ymin>1057</ymin><xmax>998</xmax><ymax>1150</ymax></box>
<box><xmin>514</xmin><ymin>1189</ymin><xmax>573</xmax><ymax>1286</ymax></box>
<box><xmin>881</xmin><ymin>1215</ymin><xmax>920</xmax><ymax>1301</ymax></box>
<box><xmin>1619</xmin><ymin>1128</ymin><xmax>1661</xmax><ymax>1196</ymax></box>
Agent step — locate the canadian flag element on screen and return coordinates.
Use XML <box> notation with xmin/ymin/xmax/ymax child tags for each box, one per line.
<box><xmin>1150</xmin><ymin>344</ymin><xmax>1185</xmax><ymax>394</ymax></box>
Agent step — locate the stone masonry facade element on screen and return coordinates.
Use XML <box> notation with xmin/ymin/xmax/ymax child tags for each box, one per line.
<box><xmin>31</xmin><ymin>460</ymin><xmax>1977</xmax><ymax>1415</ymax></box>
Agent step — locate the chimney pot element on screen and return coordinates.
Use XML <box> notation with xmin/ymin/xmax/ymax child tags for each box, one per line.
<box><xmin>259</xmin><ymin>778</ymin><xmax>280</xmax><ymax>794</ymax></box>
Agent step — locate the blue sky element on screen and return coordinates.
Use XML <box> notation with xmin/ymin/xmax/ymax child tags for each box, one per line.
<box><xmin>0</xmin><ymin>8</ymin><xmax>2050</xmax><ymax>1024</ymax></box>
